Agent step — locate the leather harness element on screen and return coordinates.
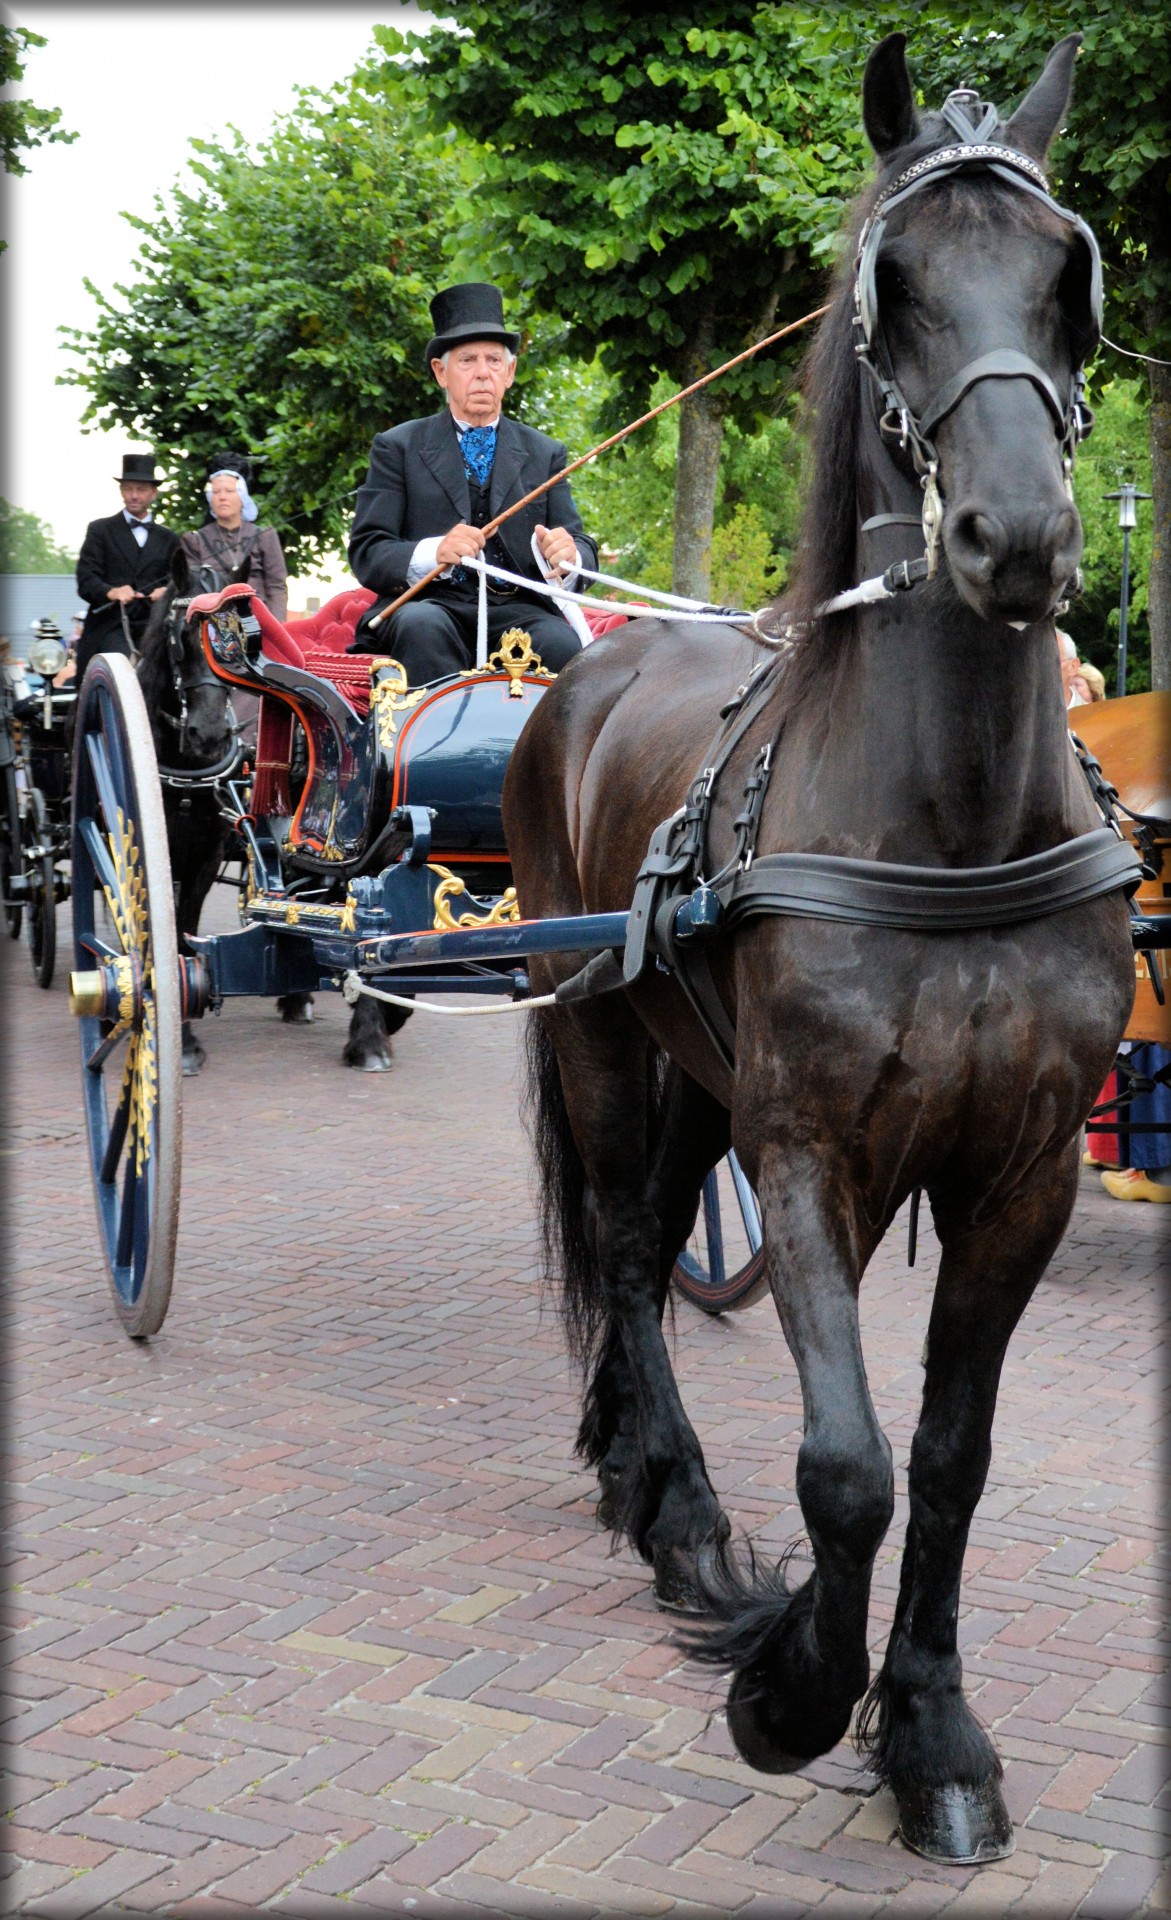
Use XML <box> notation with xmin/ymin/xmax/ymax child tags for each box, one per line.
<box><xmin>552</xmin><ymin>111</ymin><xmax>1139</xmax><ymax>1071</ymax></box>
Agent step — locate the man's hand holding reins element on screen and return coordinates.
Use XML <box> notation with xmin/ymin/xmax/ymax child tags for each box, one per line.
<box><xmin>436</xmin><ymin>523</ymin><xmax>487</xmax><ymax>570</ymax></box>
<box><xmin>535</xmin><ymin>524</ymin><xmax>577</xmax><ymax>577</ymax></box>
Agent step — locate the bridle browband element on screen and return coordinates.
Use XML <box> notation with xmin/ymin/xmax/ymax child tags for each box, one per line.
<box><xmin>851</xmin><ymin>97</ymin><xmax>1102</xmax><ymax>583</ymax></box>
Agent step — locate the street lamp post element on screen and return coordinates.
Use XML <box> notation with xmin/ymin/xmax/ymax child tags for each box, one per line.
<box><xmin>1104</xmin><ymin>483</ymin><xmax>1152</xmax><ymax>696</ymax></box>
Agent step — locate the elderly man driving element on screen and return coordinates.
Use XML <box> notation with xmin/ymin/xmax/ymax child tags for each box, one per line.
<box><xmin>348</xmin><ymin>283</ymin><xmax>597</xmax><ymax>684</ymax></box>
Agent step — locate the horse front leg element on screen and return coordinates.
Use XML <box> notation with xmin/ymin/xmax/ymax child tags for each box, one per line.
<box><xmin>860</xmin><ymin>1145</ymin><xmax>1080</xmax><ymax>1865</ymax></box>
<box><xmin>694</xmin><ymin>1142</ymin><xmax>894</xmax><ymax>1768</ymax></box>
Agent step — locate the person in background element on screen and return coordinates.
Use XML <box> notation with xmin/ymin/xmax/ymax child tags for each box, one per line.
<box><xmin>181</xmin><ymin>452</ymin><xmax>288</xmax><ymax>622</ymax></box>
<box><xmin>75</xmin><ymin>453</ymin><xmax>180</xmax><ymax>678</ymax></box>
<box><xmin>1074</xmin><ymin>660</ymin><xmax>1106</xmax><ymax>703</ymax></box>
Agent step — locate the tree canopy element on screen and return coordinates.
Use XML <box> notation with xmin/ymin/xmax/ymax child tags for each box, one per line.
<box><xmin>1</xmin><ymin>24</ymin><xmax>75</xmax><ymax>179</ymax></box>
<box><xmin>60</xmin><ymin>69</ymin><xmax>465</xmax><ymax>571</ymax></box>
<box><xmin>0</xmin><ymin>500</ymin><xmax>77</xmax><ymax>574</ymax></box>
<box><xmin>374</xmin><ymin>3</ymin><xmax>874</xmax><ymax>592</ymax></box>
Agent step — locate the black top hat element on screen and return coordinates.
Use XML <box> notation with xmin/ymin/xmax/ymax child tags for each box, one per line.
<box><xmin>424</xmin><ymin>282</ymin><xmax>520</xmax><ymax>370</ymax></box>
<box><xmin>115</xmin><ymin>452</ymin><xmax>163</xmax><ymax>487</ymax></box>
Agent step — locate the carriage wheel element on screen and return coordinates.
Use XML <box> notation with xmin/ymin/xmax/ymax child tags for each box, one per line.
<box><xmin>671</xmin><ymin>1151</ymin><xmax>769</xmax><ymax>1314</ymax></box>
<box><xmin>70</xmin><ymin>654</ymin><xmax>182</xmax><ymax>1338</ymax></box>
<box><xmin>24</xmin><ymin>789</ymin><xmax>57</xmax><ymax>988</ymax></box>
<box><xmin>2</xmin><ymin>764</ymin><xmax>22</xmax><ymax>938</ymax></box>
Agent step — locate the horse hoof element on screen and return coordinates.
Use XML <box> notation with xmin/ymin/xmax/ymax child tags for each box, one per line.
<box><xmin>652</xmin><ymin>1546</ymin><xmax>706</xmax><ymax>1615</ymax></box>
<box><xmin>896</xmin><ymin>1779</ymin><xmax>1014</xmax><ymax>1865</ymax></box>
<box><xmin>278</xmin><ymin>997</ymin><xmax>314</xmax><ymax>1024</ymax></box>
<box><xmin>353</xmin><ymin>1052</ymin><xmax>392</xmax><ymax>1072</ymax></box>
<box><xmin>725</xmin><ymin>1669</ymin><xmax>806</xmax><ymax>1775</ymax></box>
<box><xmin>181</xmin><ymin>1052</ymin><xmax>205</xmax><ymax>1077</ymax></box>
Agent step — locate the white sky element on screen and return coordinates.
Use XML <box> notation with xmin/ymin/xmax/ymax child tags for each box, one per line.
<box><xmin>3</xmin><ymin>2</ymin><xmax>435</xmax><ymax>594</ymax></box>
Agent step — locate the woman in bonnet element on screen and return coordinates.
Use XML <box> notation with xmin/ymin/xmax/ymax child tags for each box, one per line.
<box><xmin>181</xmin><ymin>451</ymin><xmax>288</xmax><ymax>621</ymax></box>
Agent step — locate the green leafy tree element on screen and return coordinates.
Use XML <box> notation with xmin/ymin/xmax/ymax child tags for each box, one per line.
<box><xmin>375</xmin><ymin>4</ymin><xmax>872</xmax><ymax>597</ymax></box>
<box><xmin>60</xmin><ymin>70</ymin><xmax>469</xmax><ymax>571</ymax></box>
<box><xmin>1</xmin><ymin>24</ymin><xmax>76</xmax><ymax>178</ymax></box>
<box><xmin>1064</xmin><ymin>375</ymin><xmax>1154</xmax><ymax>693</ymax></box>
<box><xmin>0</xmin><ymin>499</ymin><xmax>77</xmax><ymax>574</ymax></box>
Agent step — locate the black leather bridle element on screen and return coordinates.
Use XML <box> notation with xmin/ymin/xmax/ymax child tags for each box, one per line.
<box><xmin>852</xmin><ymin>93</ymin><xmax>1102</xmax><ymax>577</ymax></box>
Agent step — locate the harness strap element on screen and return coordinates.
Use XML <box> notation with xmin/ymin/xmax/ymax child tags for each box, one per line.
<box><xmin>718</xmin><ymin>830</ymin><xmax>1141</xmax><ymax>933</ymax></box>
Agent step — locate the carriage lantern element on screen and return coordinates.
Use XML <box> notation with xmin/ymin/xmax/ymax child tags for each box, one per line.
<box><xmin>1104</xmin><ymin>483</ymin><xmax>1151</xmax><ymax>697</ymax></box>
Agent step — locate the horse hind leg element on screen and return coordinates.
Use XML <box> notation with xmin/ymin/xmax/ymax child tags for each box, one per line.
<box><xmin>277</xmin><ymin>992</ymin><xmax>314</xmax><ymax>1024</ymax></box>
<box><xmin>341</xmin><ymin>994</ymin><xmax>412</xmax><ymax>1071</ymax></box>
<box><xmin>687</xmin><ymin>1145</ymin><xmax>894</xmax><ymax>1769</ymax></box>
<box><xmin>526</xmin><ymin>1009</ymin><xmax>727</xmax><ymax>1609</ymax></box>
<box><xmin>859</xmin><ymin>1145</ymin><xmax>1079</xmax><ymax>1865</ymax></box>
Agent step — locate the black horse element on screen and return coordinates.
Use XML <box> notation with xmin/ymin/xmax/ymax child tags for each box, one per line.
<box><xmin>503</xmin><ymin>34</ymin><xmax>1134</xmax><ymax>1865</ymax></box>
<box><xmin>138</xmin><ymin>554</ymin><xmax>409</xmax><ymax>1072</ymax></box>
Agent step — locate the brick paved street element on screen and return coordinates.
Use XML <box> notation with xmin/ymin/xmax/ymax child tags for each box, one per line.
<box><xmin>5</xmin><ymin>889</ymin><xmax>1167</xmax><ymax>1919</ymax></box>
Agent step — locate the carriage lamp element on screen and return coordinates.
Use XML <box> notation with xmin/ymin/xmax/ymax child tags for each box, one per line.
<box><xmin>27</xmin><ymin>634</ymin><xmax>66</xmax><ymax>677</ymax></box>
<box><xmin>1105</xmin><ymin>483</ymin><xmax>1151</xmax><ymax>696</ymax></box>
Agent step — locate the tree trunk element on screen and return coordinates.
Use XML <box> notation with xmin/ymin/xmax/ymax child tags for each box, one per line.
<box><xmin>1148</xmin><ymin>355</ymin><xmax>1171</xmax><ymax>691</ymax></box>
<box><xmin>672</xmin><ymin>310</ymin><xmax>724</xmax><ymax>600</ymax></box>
<box><xmin>672</xmin><ymin>388</ymin><xmax>725</xmax><ymax>599</ymax></box>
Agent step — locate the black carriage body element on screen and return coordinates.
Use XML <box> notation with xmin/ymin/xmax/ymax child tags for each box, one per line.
<box><xmin>183</xmin><ymin>588</ymin><xmax>619</xmax><ymax>1005</ymax></box>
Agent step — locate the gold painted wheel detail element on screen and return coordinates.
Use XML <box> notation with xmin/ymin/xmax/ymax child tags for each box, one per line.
<box><xmin>70</xmin><ymin>654</ymin><xmax>182</xmax><ymax>1337</ymax></box>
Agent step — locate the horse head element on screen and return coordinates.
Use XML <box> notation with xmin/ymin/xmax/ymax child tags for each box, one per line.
<box><xmin>139</xmin><ymin>549</ymin><xmax>240</xmax><ymax>765</ymax></box>
<box><xmin>857</xmin><ymin>33</ymin><xmax>1098</xmax><ymax>628</ymax></box>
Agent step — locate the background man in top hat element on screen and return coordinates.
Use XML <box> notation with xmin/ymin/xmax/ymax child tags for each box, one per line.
<box><xmin>75</xmin><ymin>453</ymin><xmax>180</xmax><ymax>680</ymax></box>
<box><xmin>348</xmin><ymin>283</ymin><xmax>598</xmax><ymax>683</ymax></box>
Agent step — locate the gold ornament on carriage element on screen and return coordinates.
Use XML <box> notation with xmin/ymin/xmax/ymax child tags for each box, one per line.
<box><xmin>370</xmin><ymin>658</ymin><xmax>429</xmax><ymax>751</ymax></box>
<box><xmin>429</xmin><ymin>863</ymin><xmax>522</xmax><ymax>932</ymax></box>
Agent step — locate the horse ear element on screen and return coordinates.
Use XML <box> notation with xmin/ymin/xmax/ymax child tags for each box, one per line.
<box><xmin>863</xmin><ymin>34</ymin><xmax>919</xmax><ymax>157</ymax></box>
<box><xmin>231</xmin><ymin>558</ymin><xmax>251</xmax><ymax>585</ymax></box>
<box><xmin>171</xmin><ymin>547</ymin><xmax>191</xmax><ymax>594</ymax></box>
<box><xmin>1004</xmin><ymin>33</ymin><xmax>1082</xmax><ymax>162</ymax></box>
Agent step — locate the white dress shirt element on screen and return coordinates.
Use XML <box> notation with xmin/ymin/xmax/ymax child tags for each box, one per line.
<box><xmin>122</xmin><ymin>508</ymin><xmax>153</xmax><ymax>549</ymax></box>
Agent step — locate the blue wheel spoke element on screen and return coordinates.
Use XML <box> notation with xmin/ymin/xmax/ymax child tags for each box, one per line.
<box><xmin>85</xmin><ymin>728</ymin><xmax>127</xmax><ymax>855</ymax></box>
<box><xmin>115</xmin><ymin>1148</ymin><xmax>140</xmax><ymax>1273</ymax></box>
<box><xmin>78</xmin><ymin>816</ymin><xmax>123</xmax><ymax>914</ymax></box>
<box><xmin>99</xmin><ymin>1061</ymin><xmax>134</xmax><ymax>1182</ymax></box>
<box><xmin>728</xmin><ymin>1151</ymin><xmax>763</xmax><ymax>1254</ymax></box>
<box><xmin>701</xmin><ymin>1171</ymin><xmax>726</xmax><ymax>1288</ymax></box>
<box><xmin>78</xmin><ymin>933</ymin><xmax>120</xmax><ymax>962</ymax></box>
<box><xmin>87</xmin><ymin>1021</ymin><xmax>133</xmax><ymax>1076</ymax></box>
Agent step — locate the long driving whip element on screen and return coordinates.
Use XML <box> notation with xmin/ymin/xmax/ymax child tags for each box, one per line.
<box><xmin>365</xmin><ymin>301</ymin><xmax>831</xmax><ymax>630</ymax></box>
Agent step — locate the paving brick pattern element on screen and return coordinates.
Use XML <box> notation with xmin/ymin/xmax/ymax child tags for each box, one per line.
<box><xmin>5</xmin><ymin>894</ymin><xmax>1167</xmax><ymax>1919</ymax></box>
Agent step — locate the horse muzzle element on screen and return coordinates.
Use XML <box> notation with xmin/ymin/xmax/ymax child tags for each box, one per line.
<box><xmin>942</xmin><ymin>494</ymin><xmax>1083</xmax><ymax>628</ymax></box>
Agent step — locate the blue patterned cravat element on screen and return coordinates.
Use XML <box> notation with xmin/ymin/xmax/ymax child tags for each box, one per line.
<box><xmin>459</xmin><ymin>424</ymin><xmax>497</xmax><ymax>489</ymax></box>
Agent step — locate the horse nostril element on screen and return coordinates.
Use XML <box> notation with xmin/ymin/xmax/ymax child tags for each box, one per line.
<box><xmin>1046</xmin><ymin>505</ymin><xmax>1083</xmax><ymax>586</ymax></box>
<box><xmin>947</xmin><ymin>508</ymin><xmax>1007</xmax><ymax>584</ymax></box>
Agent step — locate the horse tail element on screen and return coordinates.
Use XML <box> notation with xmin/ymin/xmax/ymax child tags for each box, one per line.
<box><xmin>523</xmin><ymin>1012</ymin><xmax>604</xmax><ymax>1375</ymax></box>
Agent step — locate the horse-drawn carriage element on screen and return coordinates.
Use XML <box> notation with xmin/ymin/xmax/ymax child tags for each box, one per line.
<box><xmin>69</xmin><ymin>582</ymin><xmax>763</xmax><ymax>1341</ymax></box>
<box><xmin>1</xmin><ymin>624</ymin><xmax>76</xmax><ymax>987</ymax></box>
<box><xmin>60</xmin><ymin>30</ymin><xmax>1171</xmax><ymax>1870</ymax></box>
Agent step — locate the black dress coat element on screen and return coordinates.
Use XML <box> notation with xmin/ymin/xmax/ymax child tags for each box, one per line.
<box><xmin>347</xmin><ymin>410</ymin><xmax>597</xmax><ymax>607</ymax></box>
<box><xmin>75</xmin><ymin>512</ymin><xmax>180</xmax><ymax>675</ymax></box>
